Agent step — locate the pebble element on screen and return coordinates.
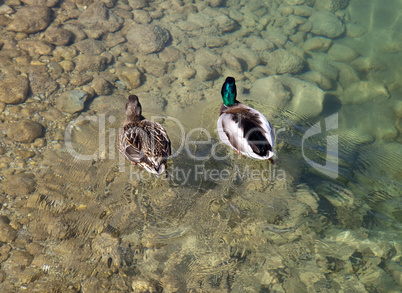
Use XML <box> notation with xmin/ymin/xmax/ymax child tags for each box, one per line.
<box><xmin>9</xmin><ymin>250</ymin><xmax>34</xmax><ymax>266</ymax></box>
<box><xmin>351</xmin><ymin>56</ymin><xmax>384</xmax><ymax>73</ymax></box>
<box><xmin>307</xmin><ymin>58</ymin><xmax>339</xmax><ymax>80</ymax></box>
<box><xmin>277</xmin><ymin>74</ymin><xmax>325</xmax><ymax>119</ymax></box>
<box><xmin>222</xmin><ymin>52</ymin><xmax>243</xmax><ymax>71</ymax></box>
<box><xmin>314</xmin><ymin>0</ymin><xmax>350</xmax><ymax>12</ymax></box>
<box><xmin>299</xmin><ymin>70</ymin><xmax>334</xmax><ymax>90</ymax></box>
<box><xmin>303</xmin><ymin>37</ymin><xmax>332</xmax><ymax>52</ymax></box>
<box><xmin>158</xmin><ymin>47</ymin><xmax>182</xmax><ymax>63</ymax></box>
<box><xmin>69</xmin><ymin>74</ymin><xmax>93</xmax><ymax>87</ymax></box>
<box><xmin>28</xmin><ymin>73</ymin><xmax>58</xmax><ymax>97</ymax></box>
<box><xmin>105</xmin><ymin>33</ymin><xmax>126</xmax><ymax>48</ymax></box>
<box><xmin>309</xmin><ymin>11</ymin><xmax>345</xmax><ymax>38</ymax></box>
<box><xmin>92</xmin><ymin>76</ymin><xmax>112</xmax><ymax>95</ymax></box>
<box><xmin>128</xmin><ymin>0</ymin><xmax>148</xmax><ymax>9</ymax></box>
<box><xmin>341</xmin><ymin>81</ymin><xmax>389</xmax><ymax>105</ymax></box>
<box><xmin>25</xmin><ymin>242</ymin><xmax>44</xmax><ymax>256</ymax></box>
<box><xmin>22</xmin><ymin>0</ymin><xmax>59</xmax><ymax>7</ymax></box>
<box><xmin>0</xmin><ymin>76</ymin><xmax>29</xmax><ymax>104</ymax></box>
<box><xmin>44</xmin><ymin>27</ymin><xmax>73</xmax><ymax>46</ymax></box>
<box><xmin>33</xmin><ymin>138</ymin><xmax>47</xmax><ymax>148</ymax></box>
<box><xmin>59</xmin><ymin>60</ymin><xmax>75</xmax><ymax>72</ymax></box>
<box><xmin>194</xmin><ymin>48</ymin><xmax>224</xmax><ymax>67</ymax></box>
<box><xmin>173</xmin><ymin>67</ymin><xmax>196</xmax><ymax>81</ymax></box>
<box><xmin>126</xmin><ymin>24</ymin><xmax>171</xmax><ymax>55</ymax></box>
<box><xmin>394</xmin><ymin>101</ymin><xmax>402</xmax><ymax>118</ymax></box>
<box><xmin>0</xmin><ymin>220</ymin><xmax>17</xmax><ymax>243</ymax></box>
<box><xmin>7</xmin><ymin>120</ymin><xmax>44</xmax><ymax>143</ymax></box>
<box><xmin>293</xmin><ymin>5</ymin><xmax>314</xmax><ymax>16</ymax></box>
<box><xmin>328</xmin><ymin>43</ymin><xmax>358</xmax><ymax>62</ymax></box>
<box><xmin>52</xmin><ymin>46</ymin><xmax>77</xmax><ymax>59</ymax></box>
<box><xmin>249</xmin><ymin>38</ymin><xmax>275</xmax><ymax>52</ymax></box>
<box><xmin>195</xmin><ymin>65</ymin><xmax>219</xmax><ymax>81</ymax></box>
<box><xmin>142</xmin><ymin>58</ymin><xmax>168</xmax><ymax>77</ymax></box>
<box><xmin>206</xmin><ymin>36</ymin><xmax>228</xmax><ymax>48</ymax></box>
<box><xmin>74</xmin><ymin>55</ymin><xmax>107</xmax><ymax>73</ymax></box>
<box><xmin>262</xmin><ymin>30</ymin><xmax>287</xmax><ymax>48</ymax></box>
<box><xmin>346</xmin><ymin>22</ymin><xmax>367</xmax><ymax>38</ymax></box>
<box><xmin>6</xmin><ymin>5</ymin><xmax>51</xmax><ymax>34</ymax></box>
<box><xmin>73</xmin><ymin>39</ymin><xmax>105</xmax><ymax>56</ymax></box>
<box><xmin>78</xmin><ymin>2</ymin><xmax>123</xmax><ymax>34</ymax></box>
<box><xmin>55</xmin><ymin>89</ymin><xmax>90</xmax><ymax>114</ymax></box>
<box><xmin>263</xmin><ymin>49</ymin><xmax>305</xmax><ymax>74</ymax></box>
<box><xmin>63</xmin><ymin>23</ymin><xmax>87</xmax><ymax>42</ymax></box>
<box><xmin>132</xmin><ymin>9</ymin><xmax>151</xmax><ymax>24</ymax></box>
<box><xmin>15</xmin><ymin>150</ymin><xmax>36</xmax><ymax>159</ymax></box>
<box><xmin>0</xmin><ymin>4</ymin><xmax>14</xmax><ymax>15</ymax></box>
<box><xmin>230</xmin><ymin>47</ymin><xmax>261</xmax><ymax>70</ymax></box>
<box><xmin>250</xmin><ymin>76</ymin><xmax>291</xmax><ymax>112</ymax></box>
<box><xmin>116</xmin><ymin>66</ymin><xmax>142</xmax><ymax>89</ymax></box>
<box><xmin>332</xmin><ymin>62</ymin><xmax>360</xmax><ymax>88</ymax></box>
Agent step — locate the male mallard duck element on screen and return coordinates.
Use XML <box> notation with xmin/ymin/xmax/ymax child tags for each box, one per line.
<box><xmin>118</xmin><ymin>95</ymin><xmax>171</xmax><ymax>175</ymax></box>
<box><xmin>217</xmin><ymin>77</ymin><xmax>275</xmax><ymax>162</ymax></box>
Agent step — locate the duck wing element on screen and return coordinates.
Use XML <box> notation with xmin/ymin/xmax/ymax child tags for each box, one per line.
<box><xmin>120</xmin><ymin>121</ymin><xmax>171</xmax><ymax>173</ymax></box>
<box><xmin>221</xmin><ymin>105</ymin><xmax>274</xmax><ymax>158</ymax></box>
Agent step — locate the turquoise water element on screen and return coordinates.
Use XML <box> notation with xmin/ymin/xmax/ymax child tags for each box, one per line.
<box><xmin>0</xmin><ymin>0</ymin><xmax>401</xmax><ymax>292</ymax></box>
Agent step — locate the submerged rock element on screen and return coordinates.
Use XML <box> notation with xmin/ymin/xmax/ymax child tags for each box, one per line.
<box><xmin>2</xmin><ymin>173</ymin><xmax>36</xmax><ymax>196</ymax></box>
<box><xmin>303</xmin><ymin>37</ymin><xmax>332</xmax><ymax>52</ymax></box>
<box><xmin>298</xmin><ymin>70</ymin><xmax>334</xmax><ymax>90</ymax></box>
<box><xmin>346</xmin><ymin>22</ymin><xmax>367</xmax><ymax>38</ymax></box>
<box><xmin>195</xmin><ymin>64</ymin><xmax>219</xmax><ymax>81</ymax></box>
<box><xmin>309</xmin><ymin>11</ymin><xmax>345</xmax><ymax>38</ymax></box>
<box><xmin>29</xmin><ymin>73</ymin><xmax>58</xmax><ymax>97</ymax></box>
<box><xmin>262</xmin><ymin>48</ymin><xmax>305</xmax><ymax>74</ymax></box>
<box><xmin>18</xmin><ymin>39</ymin><xmax>54</xmax><ymax>56</ymax></box>
<box><xmin>341</xmin><ymin>81</ymin><xmax>389</xmax><ymax>105</ymax></box>
<box><xmin>92</xmin><ymin>76</ymin><xmax>112</xmax><ymax>95</ymax></box>
<box><xmin>74</xmin><ymin>55</ymin><xmax>107</xmax><ymax>72</ymax></box>
<box><xmin>0</xmin><ymin>76</ymin><xmax>29</xmax><ymax>104</ymax></box>
<box><xmin>116</xmin><ymin>67</ymin><xmax>142</xmax><ymax>89</ymax></box>
<box><xmin>126</xmin><ymin>24</ymin><xmax>171</xmax><ymax>55</ymax></box>
<box><xmin>328</xmin><ymin>43</ymin><xmax>359</xmax><ymax>62</ymax></box>
<box><xmin>250</xmin><ymin>74</ymin><xmax>325</xmax><ymax>119</ymax></box>
<box><xmin>307</xmin><ymin>57</ymin><xmax>339</xmax><ymax>80</ymax></box>
<box><xmin>73</xmin><ymin>39</ymin><xmax>106</xmax><ymax>56</ymax></box>
<box><xmin>230</xmin><ymin>47</ymin><xmax>261</xmax><ymax>70</ymax></box>
<box><xmin>9</xmin><ymin>250</ymin><xmax>34</xmax><ymax>267</ymax></box>
<box><xmin>7</xmin><ymin>120</ymin><xmax>44</xmax><ymax>143</ymax></box>
<box><xmin>21</xmin><ymin>0</ymin><xmax>59</xmax><ymax>7</ymax></box>
<box><xmin>276</xmin><ymin>74</ymin><xmax>325</xmax><ymax>119</ymax></box>
<box><xmin>0</xmin><ymin>219</ymin><xmax>17</xmax><ymax>243</ymax></box>
<box><xmin>55</xmin><ymin>89</ymin><xmax>90</xmax><ymax>114</ymax></box>
<box><xmin>250</xmin><ymin>76</ymin><xmax>291</xmax><ymax>112</ymax></box>
<box><xmin>44</xmin><ymin>27</ymin><xmax>73</xmax><ymax>46</ymax></box>
<box><xmin>314</xmin><ymin>0</ymin><xmax>350</xmax><ymax>12</ymax></box>
<box><xmin>6</xmin><ymin>5</ymin><xmax>51</xmax><ymax>34</ymax></box>
<box><xmin>78</xmin><ymin>2</ymin><xmax>123</xmax><ymax>33</ymax></box>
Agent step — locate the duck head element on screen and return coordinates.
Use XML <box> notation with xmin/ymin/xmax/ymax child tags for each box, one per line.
<box><xmin>125</xmin><ymin>95</ymin><xmax>143</xmax><ymax>124</ymax></box>
<box><xmin>221</xmin><ymin>76</ymin><xmax>237</xmax><ymax>107</ymax></box>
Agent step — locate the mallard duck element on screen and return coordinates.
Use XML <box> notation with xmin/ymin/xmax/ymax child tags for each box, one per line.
<box><xmin>118</xmin><ymin>95</ymin><xmax>171</xmax><ymax>175</ymax></box>
<box><xmin>217</xmin><ymin>77</ymin><xmax>275</xmax><ymax>162</ymax></box>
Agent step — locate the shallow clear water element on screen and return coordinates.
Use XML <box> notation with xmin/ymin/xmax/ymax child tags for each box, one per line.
<box><xmin>0</xmin><ymin>0</ymin><xmax>401</xmax><ymax>292</ymax></box>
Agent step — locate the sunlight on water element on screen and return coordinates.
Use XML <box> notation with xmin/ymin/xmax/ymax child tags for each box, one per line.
<box><xmin>0</xmin><ymin>0</ymin><xmax>401</xmax><ymax>292</ymax></box>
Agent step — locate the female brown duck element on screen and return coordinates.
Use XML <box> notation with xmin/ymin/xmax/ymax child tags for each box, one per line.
<box><xmin>118</xmin><ymin>95</ymin><xmax>171</xmax><ymax>175</ymax></box>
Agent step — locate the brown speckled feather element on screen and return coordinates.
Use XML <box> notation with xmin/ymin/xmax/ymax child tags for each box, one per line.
<box><xmin>118</xmin><ymin>95</ymin><xmax>171</xmax><ymax>175</ymax></box>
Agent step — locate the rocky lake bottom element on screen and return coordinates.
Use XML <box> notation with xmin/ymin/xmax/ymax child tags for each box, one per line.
<box><xmin>0</xmin><ymin>0</ymin><xmax>401</xmax><ymax>292</ymax></box>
